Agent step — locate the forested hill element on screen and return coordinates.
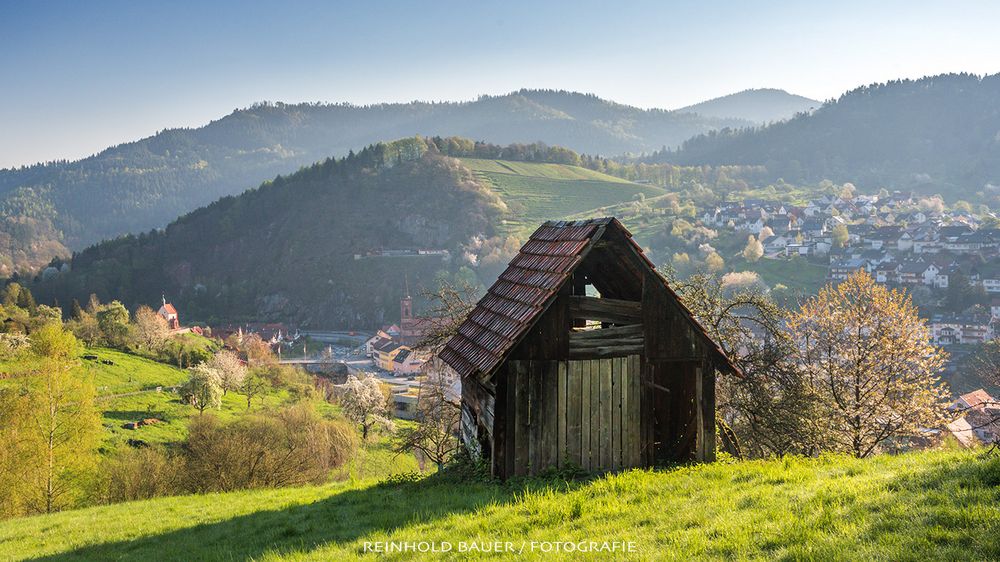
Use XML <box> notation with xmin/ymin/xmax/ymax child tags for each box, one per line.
<box><xmin>676</xmin><ymin>88</ymin><xmax>820</xmax><ymax>123</ymax></box>
<box><xmin>0</xmin><ymin>90</ymin><xmax>746</xmax><ymax>274</ymax></box>
<box><xmin>30</xmin><ymin>138</ymin><xmax>506</xmax><ymax>327</ymax></box>
<box><xmin>659</xmin><ymin>74</ymin><xmax>1000</xmax><ymax>202</ymax></box>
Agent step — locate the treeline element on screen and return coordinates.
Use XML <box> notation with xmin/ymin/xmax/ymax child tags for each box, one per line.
<box><xmin>654</xmin><ymin>73</ymin><xmax>1000</xmax><ymax>203</ymax></box>
<box><xmin>427</xmin><ymin>136</ymin><xmax>771</xmax><ymax>194</ymax></box>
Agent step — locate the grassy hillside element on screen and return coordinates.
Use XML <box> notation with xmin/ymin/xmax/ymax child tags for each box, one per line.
<box><xmin>83</xmin><ymin>347</ymin><xmax>340</xmax><ymax>448</ymax></box>
<box><xmin>461</xmin><ymin>158</ymin><xmax>665</xmax><ymax>238</ymax></box>
<box><xmin>1</xmin><ymin>342</ymin><xmax>341</xmax><ymax>450</ymax></box>
<box><xmin>1</xmin><ymin>450</ymin><xmax>997</xmax><ymax>560</ymax></box>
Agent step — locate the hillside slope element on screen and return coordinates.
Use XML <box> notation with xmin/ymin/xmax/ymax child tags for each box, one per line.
<box><xmin>662</xmin><ymin>73</ymin><xmax>1000</xmax><ymax>201</ymax></box>
<box><xmin>0</xmin><ymin>90</ymin><xmax>746</xmax><ymax>273</ymax></box>
<box><xmin>31</xmin><ymin>138</ymin><xmax>503</xmax><ymax>327</ymax></box>
<box><xmin>31</xmin><ymin>139</ymin><xmax>671</xmax><ymax>326</ymax></box>
<box><xmin>676</xmin><ymin>88</ymin><xmax>820</xmax><ymax>123</ymax></box>
<box><xmin>459</xmin><ymin>158</ymin><xmax>664</xmax><ymax>238</ymax></box>
<box><xmin>2</xmin><ymin>450</ymin><xmax>996</xmax><ymax>560</ymax></box>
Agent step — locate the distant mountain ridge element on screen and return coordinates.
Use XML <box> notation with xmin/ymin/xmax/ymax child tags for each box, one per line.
<box><xmin>0</xmin><ymin>89</ymin><xmax>749</xmax><ymax>274</ymax></box>
<box><xmin>676</xmin><ymin>88</ymin><xmax>820</xmax><ymax>123</ymax></box>
<box><xmin>660</xmin><ymin>73</ymin><xmax>1000</xmax><ymax>201</ymax></box>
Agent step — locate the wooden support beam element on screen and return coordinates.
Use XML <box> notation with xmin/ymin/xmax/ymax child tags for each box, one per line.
<box><xmin>567</xmin><ymin>296</ymin><xmax>641</xmax><ymax>324</ymax></box>
<box><xmin>568</xmin><ymin>343</ymin><xmax>644</xmax><ymax>359</ymax></box>
<box><xmin>569</xmin><ymin>324</ymin><xmax>642</xmax><ymax>341</ymax></box>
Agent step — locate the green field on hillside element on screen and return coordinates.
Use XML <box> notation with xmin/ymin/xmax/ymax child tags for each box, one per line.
<box><xmin>742</xmin><ymin>257</ymin><xmax>830</xmax><ymax>293</ymax></box>
<box><xmin>460</xmin><ymin>158</ymin><xmax>665</xmax><ymax>237</ymax></box>
<box><xmin>460</xmin><ymin>159</ymin><xmax>635</xmax><ymax>182</ymax></box>
<box><xmin>2</xmin><ymin>450</ymin><xmax>997</xmax><ymax>560</ymax></box>
<box><xmin>2</xmin><ymin>344</ymin><xmax>338</xmax><ymax>449</ymax></box>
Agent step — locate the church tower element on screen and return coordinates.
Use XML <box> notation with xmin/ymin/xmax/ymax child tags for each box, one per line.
<box><xmin>401</xmin><ymin>274</ymin><xmax>413</xmax><ymax>321</ymax></box>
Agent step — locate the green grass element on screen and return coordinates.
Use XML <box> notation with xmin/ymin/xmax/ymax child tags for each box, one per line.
<box><xmin>2</xmin><ymin>449</ymin><xmax>998</xmax><ymax>560</ymax></box>
<box><xmin>0</xmin><ymin>345</ymin><xmax>336</xmax><ymax>450</ymax></box>
<box><xmin>83</xmin><ymin>348</ymin><xmax>189</xmax><ymax>395</ymax></box>
<box><xmin>741</xmin><ymin>257</ymin><xmax>830</xmax><ymax>294</ymax></box>
<box><xmin>460</xmin><ymin>159</ymin><xmax>635</xmax><ymax>183</ymax></box>
<box><xmin>460</xmin><ymin>158</ymin><xmax>664</xmax><ymax>238</ymax></box>
<box><xmin>173</xmin><ymin>331</ymin><xmax>220</xmax><ymax>354</ymax></box>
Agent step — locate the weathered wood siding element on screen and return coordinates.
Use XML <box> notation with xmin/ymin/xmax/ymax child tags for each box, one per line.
<box><xmin>497</xmin><ymin>356</ymin><xmax>641</xmax><ymax>476</ymax></box>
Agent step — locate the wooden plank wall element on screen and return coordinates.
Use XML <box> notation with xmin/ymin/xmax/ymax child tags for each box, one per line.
<box><xmin>503</xmin><ymin>356</ymin><xmax>641</xmax><ymax>477</ymax></box>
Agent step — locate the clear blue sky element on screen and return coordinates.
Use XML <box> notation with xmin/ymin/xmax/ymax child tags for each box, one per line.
<box><xmin>2</xmin><ymin>0</ymin><xmax>999</xmax><ymax>168</ymax></box>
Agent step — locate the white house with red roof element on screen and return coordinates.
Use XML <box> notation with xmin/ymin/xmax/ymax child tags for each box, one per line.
<box><xmin>157</xmin><ymin>297</ymin><xmax>180</xmax><ymax>330</ymax></box>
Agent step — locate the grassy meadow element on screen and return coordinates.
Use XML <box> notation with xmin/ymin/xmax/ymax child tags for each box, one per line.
<box><xmin>1</xmin><ymin>340</ymin><xmax>344</xmax><ymax>450</ymax></box>
<box><xmin>460</xmin><ymin>158</ymin><xmax>664</xmax><ymax>237</ymax></box>
<box><xmin>1</xmin><ymin>449</ymin><xmax>997</xmax><ymax>560</ymax></box>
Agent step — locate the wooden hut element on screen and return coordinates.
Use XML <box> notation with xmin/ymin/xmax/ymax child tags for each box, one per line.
<box><xmin>439</xmin><ymin>218</ymin><xmax>740</xmax><ymax>479</ymax></box>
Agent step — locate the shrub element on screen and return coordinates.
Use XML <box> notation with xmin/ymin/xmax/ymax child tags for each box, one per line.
<box><xmin>93</xmin><ymin>446</ymin><xmax>183</xmax><ymax>504</ymax></box>
<box><xmin>183</xmin><ymin>405</ymin><xmax>358</xmax><ymax>493</ymax></box>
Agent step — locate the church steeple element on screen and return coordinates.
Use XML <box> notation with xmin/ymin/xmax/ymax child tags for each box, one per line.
<box><xmin>401</xmin><ymin>274</ymin><xmax>412</xmax><ymax>320</ymax></box>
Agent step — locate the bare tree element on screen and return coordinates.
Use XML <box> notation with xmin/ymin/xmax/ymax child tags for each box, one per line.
<box><xmin>668</xmin><ymin>269</ymin><xmax>821</xmax><ymax>458</ymax></box>
<box><xmin>395</xmin><ymin>368</ymin><xmax>460</xmax><ymax>470</ymax></box>
<box><xmin>415</xmin><ymin>279</ymin><xmax>479</xmax><ymax>351</ymax></box>
<box><xmin>237</xmin><ymin>369</ymin><xmax>271</xmax><ymax>410</ymax></box>
<box><xmin>131</xmin><ymin>305</ymin><xmax>169</xmax><ymax>351</ymax></box>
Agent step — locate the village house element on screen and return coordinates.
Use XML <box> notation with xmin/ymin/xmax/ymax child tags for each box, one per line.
<box><xmin>829</xmin><ymin>258</ymin><xmax>870</xmax><ymax>281</ymax></box>
<box><xmin>947</xmin><ymin>389</ymin><xmax>1000</xmax><ymax>447</ymax></box>
<box><xmin>364</xmin><ymin>330</ymin><xmax>393</xmax><ymax>357</ymax></box>
<box><xmin>440</xmin><ymin>218</ymin><xmax>739</xmax><ymax>479</ymax></box>
<box><xmin>972</xmin><ymin>263</ymin><xmax>1000</xmax><ymax>294</ymax></box>
<box><xmin>373</xmin><ymin>339</ymin><xmax>405</xmax><ymax>371</ymax></box>
<box><xmin>930</xmin><ymin>314</ymin><xmax>994</xmax><ymax>345</ymax></box>
<box><xmin>391</xmin><ymin>347</ymin><xmax>425</xmax><ymax>375</ymax></box>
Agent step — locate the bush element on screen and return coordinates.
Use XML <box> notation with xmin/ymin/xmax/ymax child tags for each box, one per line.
<box><xmin>93</xmin><ymin>446</ymin><xmax>183</xmax><ymax>504</ymax></box>
<box><xmin>183</xmin><ymin>404</ymin><xmax>358</xmax><ymax>493</ymax></box>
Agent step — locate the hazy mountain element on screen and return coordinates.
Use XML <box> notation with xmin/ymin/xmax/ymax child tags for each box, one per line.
<box><xmin>660</xmin><ymin>74</ymin><xmax>1000</xmax><ymax>201</ymax></box>
<box><xmin>30</xmin><ymin>138</ymin><xmax>505</xmax><ymax>326</ymax></box>
<box><xmin>0</xmin><ymin>90</ymin><xmax>748</xmax><ymax>275</ymax></box>
<box><xmin>676</xmin><ymin>88</ymin><xmax>821</xmax><ymax>123</ymax></box>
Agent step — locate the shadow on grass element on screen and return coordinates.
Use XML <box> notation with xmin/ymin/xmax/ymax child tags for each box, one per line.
<box><xmin>37</xmin><ymin>472</ymin><xmax>586</xmax><ymax>561</ymax></box>
<box><xmin>101</xmin><ymin>410</ymin><xmax>165</xmax><ymax>422</ymax></box>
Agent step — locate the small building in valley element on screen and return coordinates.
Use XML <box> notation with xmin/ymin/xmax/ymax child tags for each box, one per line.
<box><xmin>439</xmin><ymin>218</ymin><xmax>740</xmax><ymax>479</ymax></box>
<box><xmin>158</xmin><ymin>297</ymin><xmax>180</xmax><ymax>330</ymax></box>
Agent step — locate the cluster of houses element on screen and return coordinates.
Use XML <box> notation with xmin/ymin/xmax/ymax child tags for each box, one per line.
<box><xmin>947</xmin><ymin>389</ymin><xmax>1000</xmax><ymax>447</ymax></box>
<box><xmin>211</xmin><ymin>322</ymin><xmax>301</xmax><ymax>351</ymax></box>
<box><xmin>363</xmin><ymin>293</ymin><xmax>434</xmax><ymax>375</ymax></box>
<box><xmin>703</xmin><ymin>191</ymin><xmax>1000</xmax><ymax>346</ymax></box>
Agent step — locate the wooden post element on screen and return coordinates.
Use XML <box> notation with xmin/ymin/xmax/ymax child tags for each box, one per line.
<box><xmin>568</xmin><ymin>361</ymin><xmax>583</xmax><ymax>467</ymax></box>
<box><xmin>695</xmin><ymin>365</ymin><xmax>705</xmax><ymax>461</ymax></box>
<box><xmin>581</xmin><ymin>361</ymin><xmax>592</xmax><ymax>471</ymax></box>
<box><xmin>557</xmin><ymin>361</ymin><xmax>567</xmax><ymax>468</ymax></box>
<box><xmin>599</xmin><ymin>358</ymin><xmax>612</xmax><ymax>469</ymax></box>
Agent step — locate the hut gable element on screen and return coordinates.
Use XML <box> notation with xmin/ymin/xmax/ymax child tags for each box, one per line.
<box><xmin>440</xmin><ymin>218</ymin><xmax>736</xmax><ymax>380</ymax></box>
<box><xmin>439</xmin><ymin>218</ymin><xmax>739</xmax><ymax>479</ymax></box>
